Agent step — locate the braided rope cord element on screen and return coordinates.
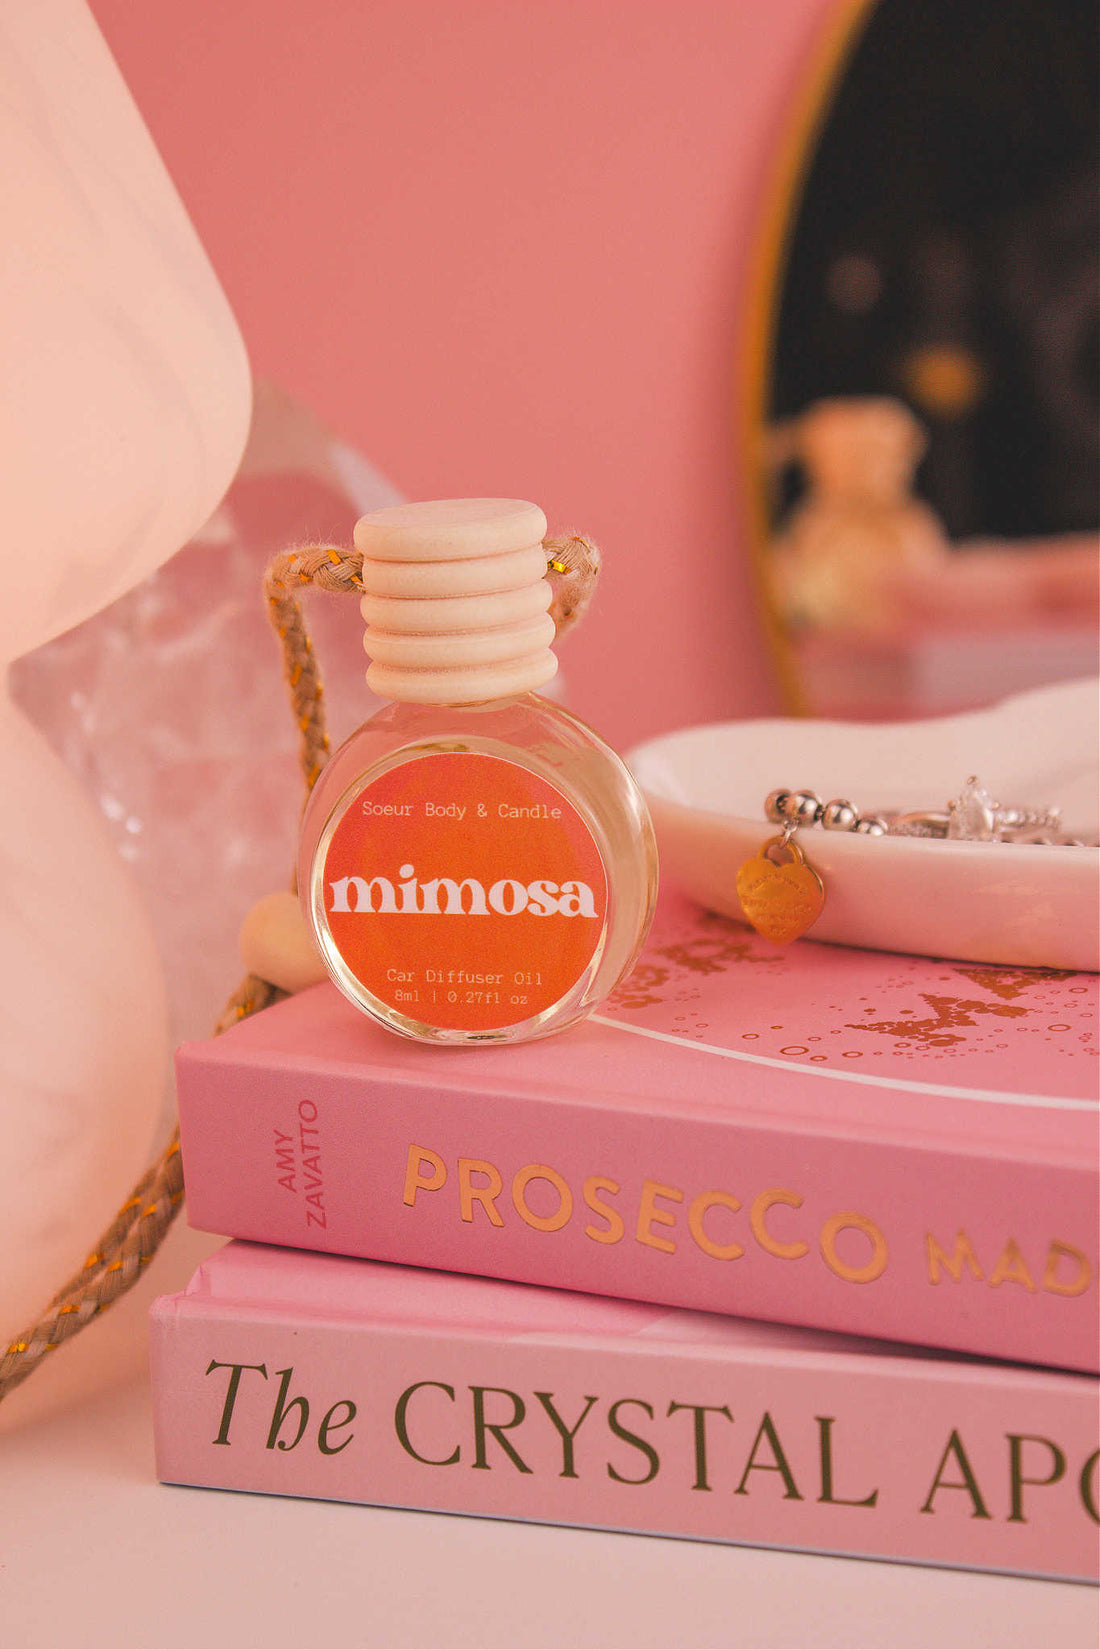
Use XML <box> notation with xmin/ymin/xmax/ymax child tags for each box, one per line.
<box><xmin>0</xmin><ymin>532</ymin><xmax>597</xmax><ymax>1404</ymax></box>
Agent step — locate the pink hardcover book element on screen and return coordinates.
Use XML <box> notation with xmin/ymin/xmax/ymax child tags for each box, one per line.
<box><xmin>150</xmin><ymin>1241</ymin><xmax>1099</xmax><ymax>1582</ymax></box>
<box><xmin>176</xmin><ymin>896</ymin><xmax>1099</xmax><ymax>1371</ymax></box>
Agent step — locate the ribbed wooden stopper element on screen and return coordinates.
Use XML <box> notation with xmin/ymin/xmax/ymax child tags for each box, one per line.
<box><xmin>354</xmin><ymin>499</ymin><xmax>557</xmax><ymax>703</ymax></box>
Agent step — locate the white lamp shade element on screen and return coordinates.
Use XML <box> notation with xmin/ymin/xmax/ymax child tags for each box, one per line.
<box><xmin>0</xmin><ymin>1</ymin><xmax>250</xmax><ymax>1348</ymax></box>
<box><xmin>0</xmin><ymin>0</ymin><xmax>251</xmax><ymax>661</ymax></box>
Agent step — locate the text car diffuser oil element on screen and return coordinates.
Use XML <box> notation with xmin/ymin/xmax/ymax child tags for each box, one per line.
<box><xmin>298</xmin><ymin>499</ymin><xmax>658</xmax><ymax>1044</ymax></box>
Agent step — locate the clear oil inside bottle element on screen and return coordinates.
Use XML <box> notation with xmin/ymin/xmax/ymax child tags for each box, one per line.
<box><xmin>299</xmin><ymin>693</ymin><xmax>658</xmax><ymax>1044</ymax></box>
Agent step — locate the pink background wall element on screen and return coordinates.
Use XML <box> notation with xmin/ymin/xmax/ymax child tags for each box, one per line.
<box><xmin>90</xmin><ymin>0</ymin><xmax>835</xmax><ymax>751</ymax></box>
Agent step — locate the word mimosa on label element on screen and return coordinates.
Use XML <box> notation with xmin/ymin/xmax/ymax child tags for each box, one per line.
<box><xmin>298</xmin><ymin>499</ymin><xmax>657</xmax><ymax>1043</ymax></box>
<box><xmin>328</xmin><ymin>866</ymin><xmax>600</xmax><ymax>919</ymax></box>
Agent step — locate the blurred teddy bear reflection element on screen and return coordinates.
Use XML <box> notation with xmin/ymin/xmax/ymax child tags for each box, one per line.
<box><xmin>768</xmin><ymin>396</ymin><xmax>1098</xmax><ymax>642</ymax></box>
<box><xmin>768</xmin><ymin>398</ymin><xmax>944</xmax><ymax>634</ymax></box>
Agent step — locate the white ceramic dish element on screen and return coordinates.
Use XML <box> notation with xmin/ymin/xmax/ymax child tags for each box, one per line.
<box><xmin>628</xmin><ymin>677</ymin><xmax>1100</xmax><ymax>971</ymax></box>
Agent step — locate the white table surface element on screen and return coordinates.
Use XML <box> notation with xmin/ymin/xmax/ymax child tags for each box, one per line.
<box><xmin>2</xmin><ymin>1221</ymin><xmax>1095</xmax><ymax>1650</ymax></box>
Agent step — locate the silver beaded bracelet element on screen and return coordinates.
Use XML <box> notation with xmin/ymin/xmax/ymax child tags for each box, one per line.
<box><xmin>764</xmin><ymin>777</ymin><xmax>1091</xmax><ymax>846</ymax></box>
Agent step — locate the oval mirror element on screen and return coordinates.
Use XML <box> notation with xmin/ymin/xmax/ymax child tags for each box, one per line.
<box><xmin>747</xmin><ymin>0</ymin><xmax>1099</xmax><ymax>719</ymax></box>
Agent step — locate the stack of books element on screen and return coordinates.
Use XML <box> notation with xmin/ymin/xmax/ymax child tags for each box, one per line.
<box><xmin>152</xmin><ymin>894</ymin><xmax>1099</xmax><ymax>1582</ymax></box>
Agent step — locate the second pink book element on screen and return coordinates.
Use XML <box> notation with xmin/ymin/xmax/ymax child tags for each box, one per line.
<box><xmin>177</xmin><ymin>896</ymin><xmax>1099</xmax><ymax>1372</ymax></box>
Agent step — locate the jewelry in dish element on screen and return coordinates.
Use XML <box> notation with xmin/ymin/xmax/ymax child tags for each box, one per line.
<box><xmin>738</xmin><ymin>776</ymin><xmax>1087</xmax><ymax>945</ymax></box>
<box><xmin>764</xmin><ymin>778</ymin><xmax>1086</xmax><ymax>845</ymax></box>
<box><xmin>735</xmin><ymin>820</ymin><xmax>825</xmax><ymax>944</ymax></box>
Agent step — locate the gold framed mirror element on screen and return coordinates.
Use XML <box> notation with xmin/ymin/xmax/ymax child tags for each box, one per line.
<box><xmin>744</xmin><ymin>0</ymin><xmax>1099</xmax><ymax>720</ymax></box>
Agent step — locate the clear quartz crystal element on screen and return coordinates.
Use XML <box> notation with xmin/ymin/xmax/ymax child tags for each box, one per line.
<box><xmin>11</xmin><ymin>382</ymin><xmax>401</xmax><ymax>1047</ymax></box>
<box><xmin>298</xmin><ymin>693</ymin><xmax>658</xmax><ymax>1045</ymax></box>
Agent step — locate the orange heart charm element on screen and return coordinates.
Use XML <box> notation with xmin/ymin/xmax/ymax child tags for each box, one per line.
<box><xmin>735</xmin><ymin>835</ymin><xmax>825</xmax><ymax>944</ymax></box>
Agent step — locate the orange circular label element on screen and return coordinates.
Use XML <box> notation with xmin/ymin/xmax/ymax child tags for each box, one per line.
<box><xmin>319</xmin><ymin>753</ymin><xmax>607</xmax><ymax>1030</ymax></box>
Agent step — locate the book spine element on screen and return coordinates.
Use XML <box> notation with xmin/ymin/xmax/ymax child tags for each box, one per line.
<box><xmin>149</xmin><ymin>1289</ymin><xmax>1100</xmax><ymax>1581</ymax></box>
<box><xmin>177</xmin><ymin>1050</ymin><xmax>1099</xmax><ymax>1372</ymax></box>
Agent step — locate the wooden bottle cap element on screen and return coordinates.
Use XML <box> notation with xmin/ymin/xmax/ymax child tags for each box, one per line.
<box><xmin>353</xmin><ymin>498</ymin><xmax>547</xmax><ymax>562</ymax></box>
<box><xmin>354</xmin><ymin>499</ymin><xmax>557</xmax><ymax>703</ymax></box>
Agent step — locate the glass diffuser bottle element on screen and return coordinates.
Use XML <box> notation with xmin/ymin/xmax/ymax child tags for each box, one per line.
<box><xmin>298</xmin><ymin>499</ymin><xmax>658</xmax><ymax>1044</ymax></box>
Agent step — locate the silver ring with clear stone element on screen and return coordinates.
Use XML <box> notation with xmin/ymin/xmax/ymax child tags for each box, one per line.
<box><xmin>764</xmin><ymin>779</ymin><xmax>1091</xmax><ymax>846</ymax></box>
